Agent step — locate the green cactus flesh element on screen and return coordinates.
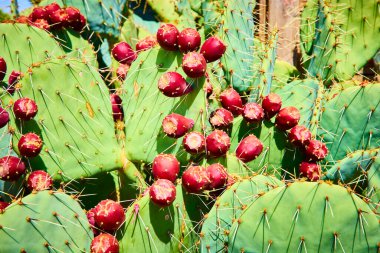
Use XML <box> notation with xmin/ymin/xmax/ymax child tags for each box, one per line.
<box><xmin>228</xmin><ymin>181</ymin><xmax>379</xmax><ymax>252</ymax></box>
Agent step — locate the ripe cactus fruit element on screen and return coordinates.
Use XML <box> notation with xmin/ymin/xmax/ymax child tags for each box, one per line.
<box><xmin>65</xmin><ymin>7</ymin><xmax>81</xmax><ymax>26</ymax></box>
<box><xmin>152</xmin><ymin>154</ymin><xmax>180</xmax><ymax>182</ymax></box>
<box><xmin>0</xmin><ymin>156</ymin><xmax>26</xmax><ymax>181</ymax></box>
<box><xmin>158</xmin><ymin>71</ymin><xmax>192</xmax><ymax>97</ymax></box>
<box><xmin>206</xmin><ymin>130</ymin><xmax>231</xmax><ymax>157</ymax></box>
<box><xmin>262</xmin><ymin>93</ymin><xmax>282</xmax><ymax>119</ymax></box>
<box><xmin>112</xmin><ymin>42</ymin><xmax>137</xmax><ymax>65</ymax></box>
<box><xmin>50</xmin><ymin>9</ymin><xmax>69</xmax><ymax>29</ymax></box>
<box><xmin>94</xmin><ymin>200</ymin><xmax>125</xmax><ymax>231</ymax></box>
<box><xmin>0</xmin><ymin>56</ymin><xmax>6</xmax><ymax>82</ymax></box>
<box><xmin>275</xmin><ymin>106</ymin><xmax>300</xmax><ymax>130</ymax></box>
<box><xmin>0</xmin><ymin>107</ymin><xmax>10</xmax><ymax>128</ymax></box>
<box><xmin>183</xmin><ymin>132</ymin><xmax>206</xmax><ymax>154</ymax></box>
<box><xmin>242</xmin><ymin>102</ymin><xmax>264</xmax><ymax>124</ymax></box>
<box><xmin>29</xmin><ymin>19</ymin><xmax>50</xmax><ymax>31</ymax></box>
<box><xmin>178</xmin><ymin>28</ymin><xmax>201</xmax><ymax>53</ymax></box>
<box><xmin>299</xmin><ymin>162</ymin><xmax>320</xmax><ymax>181</ymax></box>
<box><xmin>200</xmin><ymin>36</ymin><xmax>226</xmax><ymax>62</ymax></box>
<box><xmin>220</xmin><ymin>87</ymin><xmax>243</xmax><ymax>115</ymax></box>
<box><xmin>27</xmin><ymin>170</ymin><xmax>53</xmax><ymax>191</ymax></box>
<box><xmin>305</xmin><ymin>140</ymin><xmax>328</xmax><ymax>161</ymax></box>
<box><xmin>29</xmin><ymin>6</ymin><xmax>48</xmax><ymax>21</ymax></box>
<box><xmin>0</xmin><ymin>201</ymin><xmax>9</xmax><ymax>212</ymax></box>
<box><xmin>288</xmin><ymin>125</ymin><xmax>312</xmax><ymax>147</ymax></box>
<box><xmin>91</xmin><ymin>233</ymin><xmax>119</xmax><ymax>253</ymax></box>
<box><xmin>206</xmin><ymin>163</ymin><xmax>228</xmax><ymax>190</ymax></box>
<box><xmin>209</xmin><ymin>108</ymin><xmax>234</xmax><ymax>128</ymax></box>
<box><xmin>116</xmin><ymin>64</ymin><xmax>129</xmax><ymax>81</ymax></box>
<box><xmin>13</xmin><ymin>97</ymin><xmax>38</xmax><ymax>120</ymax></box>
<box><xmin>8</xmin><ymin>70</ymin><xmax>21</xmax><ymax>93</ymax></box>
<box><xmin>110</xmin><ymin>94</ymin><xmax>124</xmax><ymax>121</ymax></box>
<box><xmin>18</xmin><ymin>132</ymin><xmax>43</xmax><ymax>158</ymax></box>
<box><xmin>182</xmin><ymin>165</ymin><xmax>210</xmax><ymax>193</ymax></box>
<box><xmin>136</xmin><ymin>36</ymin><xmax>157</xmax><ymax>52</ymax></box>
<box><xmin>44</xmin><ymin>2</ymin><xmax>60</xmax><ymax>22</ymax></box>
<box><xmin>156</xmin><ymin>23</ymin><xmax>179</xmax><ymax>51</ymax></box>
<box><xmin>149</xmin><ymin>179</ymin><xmax>177</xmax><ymax>207</ymax></box>
<box><xmin>87</xmin><ymin>208</ymin><xmax>99</xmax><ymax>236</ymax></box>
<box><xmin>182</xmin><ymin>52</ymin><xmax>207</xmax><ymax>78</ymax></box>
<box><xmin>162</xmin><ymin>113</ymin><xmax>194</xmax><ymax>138</ymax></box>
<box><xmin>235</xmin><ymin>135</ymin><xmax>263</xmax><ymax>162</ymax></box>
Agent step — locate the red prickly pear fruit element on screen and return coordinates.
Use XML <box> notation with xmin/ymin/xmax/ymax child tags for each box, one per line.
<box><xmin>178</xmin><ymin>28</ymin><xmax>201</xmax><ymax>53</ymax></box>
<box><xmin>90</xmin><ymin>233</ymin><xmax>119</xmax><ymax>253</ymax></box>
<box><xmin>50</xmin><ymin>9</ymin><xmax>69</xmax><ymax>29</ymax></box>
<box><xmin>288</xmin><ymin>125</ymin><xmax>312</xmax><ymax>147</ymax></box>
<box><xmin>13</xmin><ymin>97</ymin><xmax>38</xmax><ymax>120</ymax></box>
<box><xmin>152</xmin><ymin>154</ymin><xmax>180</xmax><ymax>182</ymax></box>
<box><xmin>206</xmin><ymin>130</ymin><xmax>231</xmax><ymax>157</ymax></box>
<box><xmin>136</xmin><ymin>36</ymin><xmax>157</xmax><ymax>52</ymax></box>
<box><xmin>158</xmin><ymin>72</ymin><xmax>192</xmax><ymax>97</ymax></box>
<box><xmin>112</xmin><ymin>42</ymin><xmax>137</xmax><ymax>65</ymax></box>
<box><xmin>305</xmin><ymin>140</ymin><xmax>328</xmax><ymax>161</ymax></box>
<box><xmin>156</xmin><ymin>23</ymin><xmax>179</xmax><ymax>51</ymax></box>
<box><xmin>110</xmin><ymin>94</ymin><xmax>124</xmax><ymax>121</ymax></box>
<box><xmin>0</xmin><ymin>201</ymin><xmax>9</xmax><ymax>213</ymax></box>
<box><xmin>209</xmin><ymin>108</ymin><xmax>234</xmax><ymax>128</ymax></box>
<box><xmin>262</xmin><ymin>93</ymin><xmax>282</xmax><ymax>119</ymax></box>
<box><xmin>0</xmin><ymin>57</ymin><xmax>6</xmax><ymax>82</ymax></box>
<box><xmin>44</xmin><ymin>2</ymin><xmax>61</xmax><ymax>22</ymax></box>
<box><xmin>94</xmin><ymin>200</ymin><xmax>125</xmax><ymax>231</ymax></box>
<box><xmin>242</xmin><ymin>102</ymin><xmax>264</xmax><ymax>124</ymax></box>
<box><xmin>182</xmin><ymin>165</ymin><xmax>210</xmax><ymax>193</ymax></box>
<box><xmin>219</xmin><ymin>88</ymin><xmax>243</xmax><ymax>115</ymax></box>
<box><xmin>236</xmin><ymin>135</ymin><xmax>263</xmax><ymax>163</ymax></box>
<box><xmin>87</xmin><ymin>208</ymin><xmax>99</xmax><ymax>236</ymax></box>
<box><xmin>149</xmin><ymin>179</ymin><xmax>177</xmax><ymax>207</ymax></box>
<box><xmin>275</xmin><ymin>106</ymin><xmax>300</xmax><ymax>130</ymax></box>
<box><xmin>74</xmin><ymin>14</ymin><xmax>87</xmax><ymax>31</ymax></box>
<box><xmin>0</xmin><ymin>156</ymin><xmax>26</xmax><ymax>181</ymax></box>
<box><xmin>65</xmin><ymin>7</ymin><xmax>81</xmax><ymax>28</ymax></box>
<box><xmin>200</xmin><ymin>36</ymin><xmax>226</xmax><ymax>63</ymax></box>
<box><xmin>27</xmin><ymin>170</ymin><xmax>52</xmax><ymax>191</ymax></box>
<box><xmin>15</xmin><ymin>16</ymin><xmax>29</xmax><ymax>24</ymax></box>
<box><xmin>182</xmin><ymin>52</ymin><xmax>207</xmax><ymax>78</ymax></box>
<box><xmin>29</xmin><ymin>6</ymin><xmax>48</xmax><ymax>21</ymax></box>
<box><xmin>299</xmin><ymin>162</ymin><xmax>320</xmax><ymax>181</ymax></box>
<box><xmin>162</xmin><ymin>113</ymin><xmax>194</xmax><ymax>138</ymax></box>
<box><xmin>29</xmin><ymin>19</ymin><xmax>50</xmax><ymax>31</ymax></box>
<box><xmin>0</xmin><ymin>107</ymin><xmax>10</xmax><ymax>129</ymax></box>
<box><xmin>116</xmin><ymin>64</ymin><xmax>129</xmax><ymax>81</ymax></box>
<box><xmin>18</xmin><ymin>133</ymin><xmax>43</xmax><ymax>158</ymax></box>
<box><xmin>206</xmin><ymin>163</ymin><xmax>228</xmax><ymax>190</ymax></box>
<box><xmin>8</xmin><ymin>70</ymin><xmax>22</xmax><ymax>94</ymax></box>
<box><xmin>183</xmin><ymin>132</ymin><xmax>205</xmax><ymax>154</ymax></box>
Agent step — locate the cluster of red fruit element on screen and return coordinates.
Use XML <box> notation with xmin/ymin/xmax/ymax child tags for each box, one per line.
<box><xmin>7</xmin><ymin>3</ymin><xmax>87</xmax><ymax>32</ymax></box>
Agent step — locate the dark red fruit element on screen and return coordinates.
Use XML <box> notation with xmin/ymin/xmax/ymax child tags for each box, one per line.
<box><xmin>156</xmin><ymin>23</ymin><xmax>179</xmax><ymax>51</ymax></box>
<box><xmin>66</xmin><ymin>7</ymin><xmax>81</xmax><ymax>28</ymax></box>
<box><xmin>235</xmin><ymin>135</ymin><xmax>263</xmax><ymax>163</ymax></box>
<box><xmin>149</xmin><ymin>179</ymin><xmax>176</xmax><ymax>207</ymax></box>
<box><xmin>288</xmin><ymin>125</ymin><xmax>312</xmax><ymax>147</ymax></box>
<box><xmin>72</xmin><ymin>14</ymin><xmax>87</xmax><ymax>31</ymax></box>
<box><xmin>27</xmin><ymin>170</ymin><xmax>52</xmax><ymax>191</ymax></box>
<box><xmin>305</xmin><ymin>140</ymin><xmax>328</xmax><ymax>161</ymax></box>
<box><xmin>182</xmin><ymin>165</ymin><xmax>210</xmax><ymax>193</ymax></box>
<box><xmin>200</xmin><ymin>36</ymin><xmax>226</xmax><ymax>63</ymax></box>
<box><xmin>112</xmin><ymin>42</ymin><xmax>137</xmax><ymax>65</ymax></box>
<box><xmin>29</xmin><ymin>6</ymin><xmax>48</xmax><ymax>21</ymax></box>
<box><xmin>13</xmin><ymin>97</ymin><xmax>38</xmax><ymax>120</ymax></box>
<box><xmin>136</xmin><ymin>36</ymin><xmax>157</xmax><ymax>52</ymax></box>
<box><xmin>206</xmin><ymin>163</ymin><xmax>228</xmax><ymax>190</ymax></box>
<box><xmin>219</xmin><ymin>88</ymin><xmax>243</xmax><ymax>115</ymax></box>
<box><xmin>110</xmin><ymin>94</ymin><xmax>124</xmax><ymax>121</ymax></box>
<box><xmin>0</xmin><ymin>201</ymin><xmax>9</xmax><ymax>213</ymax></box>
<box><xmin>275</xmin><ymin>106</ymin><xmax>300</xmax><ymax>130</ymax></box>
<box><xmin>206</xmin><ymin>130</ymin><xmax>231</xmax><ymax>157</ymax></box>
<box><xmin>116</xmin><ymin>64</ymin><xmax>129</xmax><ymax>81</ymax></box>
<box><xmin>152</xmin><ymin>154</ymin><xmax>180</xmax><ymax>182</ymax></box>
<box><xmin>242</xmin><ymin>102</ymin><xmax>264</xmax><ymax>124</ymax></box>
<box><xmin>94</xmin><ymin>200</ymin><xmax>125</xmax><ymax>231</ymax></box>
<box><xmin>158</xmin><ymin>72</ymin><xmax>192</xmax><ymax>97</ymax></box>
<box><xmin>209</xmin><ymin>108</ymin><xmax>234</xmax><ymax>128</ymax></box>
<box><xmin>162</xmin><ymin>113</ymin><xmax>194</xmax><ymax>138</ymax></box>
<box><xmin>91</xmin><ymin>233</ymin><xmax>119</xmax><ymax>253</ymax></box>
<box><xmin>29</xmin><ymin>19</ymin><xmax>50</xmax><ymax>31</ymax></box>
<box><xmin>7</xmin><ymin>70</ymin><xmax>22</xmax><ymax>94</ymax></box>
<box><xmin>262</xmin><ymin>93</ymin><xmax>282</xmax><ymax>119</ymax></box>
<box><xmin>178</xmin><ymin>28</ymin><xmax>201</xmax><ymax>53</ymax></box>
<box><xmin>0</xmin><ymin>156</ymin><xmax>26</xmax><ymax>181</ymax></box>
<box><xmin>299</xmin><ymin>162</ymin><xmax>320</xmax><ymax>181</ymax></box>
<box><xmin>183</xmin><ymin>132</ymin><xmax>205</xmax><ymax>154</ymax></box>
<box><xmin>45</xmin><ymin>2</ymin><xmax>61</xmax><ymax>22</ymax></box>
<box><xmin>87</xmin><ymin>208</ymin><xmax>99</xmax><ymax>236</ymax></box>
<box><xmin>50</xmin><ymin>9</ymin><xmax>68</xmax><ymax>29</ymax></box>
<box><xmin>0</xmin><ymin>107</ymin><xmax>9</xmax><ymax>128</ymax></box>
<box><xmin>18</xmin><ymin>133</ymin><xmax>43</xmax><ymax>158</ymax></box>
<box><xmin>204</xmin><ymin>80</ymin><xmax>213</xmax><ymax>97</ymax></box>
<box><xmin>0</xmin><ymin>57</ymin><xmax>6</xmax><ymax>82</ymax></box>
<box><xmin>182</xmin><ymin>52</ymin><xmax>207</xmax><ymax>78</ymax></box>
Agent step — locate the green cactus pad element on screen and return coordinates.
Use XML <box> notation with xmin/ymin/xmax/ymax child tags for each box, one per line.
<box><xmin>0</xmin><ymin>190</ymin><xmax>93</xmax><ymax>253</ymax></box>
<box><xmin>228</xmin><ymin>181</ymin><xmax>379</xmax><ymax>252</ymax></box>
<box><xmin>2</xmin><ymin>58</ymin><xmax>123</xmax><ymax>182</ymax></box>
<box><xmin>200</xmin><ymin>175</ymin><xmax>284</xmax><ymax>252</ymax></box>
<box><xmin>271</xmin><ymin>60</ymin><xmax>300</xmax><ymax>92</ymax></box>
